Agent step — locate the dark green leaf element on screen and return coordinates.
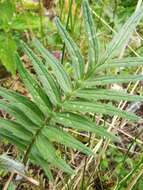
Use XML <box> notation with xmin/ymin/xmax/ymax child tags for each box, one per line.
<box><xmin>20</xmin><ymin>41</ymin><xmax>61</xmax><ymax>106</ymax></box>
<box><xmin>32</xmin><ymin>38</ymin><xmax>72</xmax><ymax>94</ymax></box>
<box><xmin>0</xmin><ymin>100</ymin><xmax>38</xmax><ymax>132</ymax></box>
<box><xmin>53</xmin><ymin>112</ymin><xmax>114</xmax><ymax>139</ymax></box>
<box><xmin>0</xmin><ymin>86</ymin><xmax>44</xmax><ymax>126</ymax></box>
<box><xmin>42</xmin><ymin>127</ymin><xmax>93</xmax><ymax>156</ymax></box>
<box><xmin>15</xmin><ymin>54</ymin><xmax>52</xmax><ymax>114</ymax></box>
<box><xmin>0</xmin><ymin>118</ymin><xmax>33</xmax><ymax>141</ymax></box>
<box><xmin>36</xmin><ymin>134</ymin><xmax>74</xmax><ymax>174</ymax></box>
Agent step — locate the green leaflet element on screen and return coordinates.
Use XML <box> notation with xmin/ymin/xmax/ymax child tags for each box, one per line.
<box><xmin>0</xmin><ymin>86</ymin><xmax>44</xmax><ymax>120</ymax></box>
<box><xmin>0</xmin><ymin>118</ymin><xmax>32</xmax><ymax>141</ymax></box>
<box><xmin>30</xmin><ymin>146</ymin><xmax>53</xmax><ymax>181</ymax></box>
<box><xmin>36</xmin><ymin>135</ymin><xmax>74</xmax><ymax>174</ymax></box>
<box><xmin>85</xmin><ymin>75</ymin><xmax>143</xmax><ymax>86</ymax></box>
<box><xmin>36</xmin><ymin>158</ymin><xmax>53</xmax><ymax>181</ymax></box>
<box><xmin>53</xmin><ymin>112</ymin><xmax>114</xmax><ymax>139</ymax></box>
<box><xmin>100</xmin><ymin>6</ymin><xmax>143</xmax><ymax>64</ymax></box>
<box><xmin>0</xmin><ymin>100</ymin><xmax>38</xmax><ymax>132</ymax></box>
<box><xmin>0</xmin><ymin>129</ymin><xmax>27</xmax><ymax>151</ymax></box>
<box><xmin>20</xmin><ymin>41</ymin><xmax>61</xmax><ymax>106</ymax></box>
<box><xmin>76</xmin><ymin>89</ymin><xmax>143</xmax><ymax>102</ymax></box>
<box><xmin>15</xmin><ymin>54</ymin><xmax>52</xmax><ymax>114</ymax></box>
<box><xmin>32</xmin><ymin>38</ymin><xmax>72</xmax><ymax>94</ymax></box>
<box><xmin>96</xmin><ymin>57</ymin><xmax>143</xmax><ymax>71</ymax></box>
<box><xmin>82</xmin><ymin>0</ymin><xmax>99</xmax><ymax>68</ymax></box>
<box><xmin>42</xmin><ymin>127</ymin><xmax>93</xmax><ymax>156</ymax></box>
<box><xmin>63</xmin><ymin>101</ymin><xmax>140</xmax><ymax>121</ymax></box>
<box><xmin>0</xmin><ymin>87</ymin><xmax>44</xmax><ymax>126</ymax></box>
<box><xmin>55</xmin><ymin>17</ymin><xmax>84</xmax><ymax>80</ymax></box>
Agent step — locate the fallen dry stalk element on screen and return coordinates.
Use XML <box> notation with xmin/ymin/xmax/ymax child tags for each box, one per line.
<box><xmin>3</xmin><ymin>171</ymin><xmax>39</xmax><ymax>190</ymax></box>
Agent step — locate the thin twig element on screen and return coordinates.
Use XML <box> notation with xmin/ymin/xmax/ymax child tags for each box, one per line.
<box><xmin>3</xmin><ymin>170</ymin><xmax>39</xmax><ymax>190</ymax></box>
<box><xmin>3</xmin><ymin>173</ymin><xmax>15</xmax><ymax>190</ymax></box>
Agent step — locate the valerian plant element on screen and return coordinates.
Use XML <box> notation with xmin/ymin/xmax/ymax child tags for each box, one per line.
<box><xmin>0</xmin><ymin>0</ymin><xmax>143</xmax><ymax>180</ymax></box>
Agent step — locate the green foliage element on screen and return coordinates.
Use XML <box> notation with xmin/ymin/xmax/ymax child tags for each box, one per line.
<box><xmin>0</xmin><ymin>0</ymin><xmax>143</xmax><ymax>180</ymax></box>
<box><xmin>0</xmin><ymin>0</ymin><xmax>48</xmax><ymax>75</ymax></box>
<box><xmin>0</xmin><ymin>0</ymin><xmax>15</xmax><ymax>31</ymax></box>
<box><xmin>0</xmin><ymin>0</ymin><xmax>17</xmax><ymax>74</ymax></box>
<box><xmin>0</xmin><ymin>34</ymin><xmax>17</xmax><ymax>75</ymax></box>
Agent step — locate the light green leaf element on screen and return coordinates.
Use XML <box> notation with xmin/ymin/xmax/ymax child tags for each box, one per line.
<box><xmin>63</xmin><ymin>101</ymin><xmax>140</xmax><ymax>121</ymax></box>
<box><xmin>0</xmin><ymin>0</ymin><xmax>15</xmax><ymax>30</ymax></box>
<box><xmin>85</xmin><ymin>75</ymin><xmax>143</xmax><ymax>86</ymax></box>
<box><xmin>0</xmin><ymin>35</ymin><xmax>17</xmax><ymax>75</ymax></box>
<box><xmin>76</xmin><ymin>89</ymin><xmax>143</xmax><ymax>102</ymax></box>
<box><xmin>96</xmin><ymin>57</ymin><xmax>143</xmax><ymax>71</ymax></box>
<box><xmin>20</xmin><ymin>41</ymin><xmax>61</xmax><ymax>106</ymax></box>
<box><xmin>42</xmin><ymin>127</ymin><xmax>93</xmax><ymax>156</ymax></box>
<box><xmin>8</xmin><ymin>182</ymin><xmax>15</xmax><ymax>190</ymax></box>
<box><xmin>36</xmin><ymin>135</ymin><xmax>74</xmax><ymax>174</ymax></box>
<box><xmin>82</xmin><ymin>0</ymin><xmax>99</xmax><ymax>68</ymax></box>
<box><xmin>53</xmin><ymin>112</ymin><xmax>114</xmax><ymax>139</ymax></box>
<box><xmin>32</xmin><ymin>38</ymin><xmax>72</xmax><ymax>94</ymax></box>
<box><xmin>100</xmin><ymin>7</ymin><xmax>143</xmax><ymax>64</ymax></box>
<box><xmin>15</xmin><ymin>54</ymin><xmax>52</xmax><ymax>114</ymax></box>
<box><xmin>55</xmin><ymin>17</ymin><xmax>84</xmax><ymax>80</ymax></box>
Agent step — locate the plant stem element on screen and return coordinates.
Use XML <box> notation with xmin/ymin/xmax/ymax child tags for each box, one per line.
<box><xmin>39</xmin><ymin>0</ymin><xmax>45</xmax><ymax>44</ymax></box>
<box><xmin>22</xmin><ymin>117</ymin><xmax>50</xmax><ymax>165</ymax></box>
<box><xmin>3</xmin><ymin>173</ymin><xmax>14</xmax><ymax>190</ymax></box>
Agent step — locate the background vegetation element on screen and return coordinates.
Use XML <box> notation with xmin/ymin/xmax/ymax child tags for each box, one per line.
<box><xmin>0</xmin><ymin>0</ymin><xmax>143</xmax><ymax>189</ymax></box>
